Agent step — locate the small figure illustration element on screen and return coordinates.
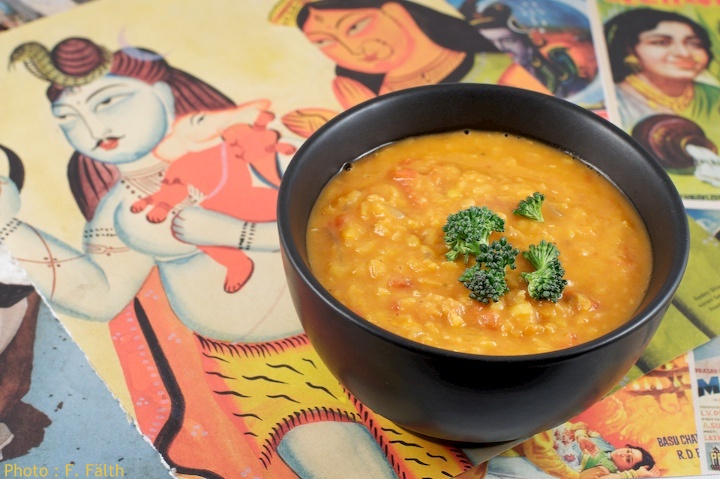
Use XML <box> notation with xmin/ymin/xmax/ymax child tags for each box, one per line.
<box><xmin>485</xmin><ymin>421</ymin><xmax>660</xmax><ymax>479</ymax></box>
<box><xmin>131</xmin><ymin>104</ymin><xmax>296</xmax><ymax>292</ymax></box>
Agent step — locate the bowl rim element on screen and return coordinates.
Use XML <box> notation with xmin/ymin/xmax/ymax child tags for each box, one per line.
<box><xmin>278</xmin><ymin>83</ymin><xmax>690</xmax><ymax>364</ymax></box>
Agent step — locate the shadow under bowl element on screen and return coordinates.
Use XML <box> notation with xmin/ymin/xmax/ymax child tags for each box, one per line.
<box><xmin>277</xmin><ymin>84</ymin><xmax>689</xmax><ymax>443</ymax></box>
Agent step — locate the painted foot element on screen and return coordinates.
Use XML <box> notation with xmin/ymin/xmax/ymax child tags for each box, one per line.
<box><xmin>130</xmin><ymin>197</ymin><xmax>151</xmax><ymax>213</ymax></box>
<box><xmin>146</xmin><ymin>204</ymin><xmax>171</xmax><ymax>223</ymax></box>
<box><xmin>224</xmin><ymin>256</ymin><xmax>254</xmax><ymax>293</ymax></box>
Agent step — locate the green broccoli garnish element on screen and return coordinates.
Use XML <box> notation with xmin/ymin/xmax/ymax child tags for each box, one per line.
<box><xmin>458</xmin><ymin>238</ymin><xmax>519</xmax><ymax>303</ymax></box>
<box><xmin>459</xmin><ymin>264</ymin><xmax>509</xmax><ymax>303</ymax></box>
<box><xmin>476</xmin><ymin>237</ymin><xmax>519</xmax><ymax>272</ymax></box>
<box><xmin>443</xmin><ymin>206</ymin><xmax>505</xmax><ymax>262</ymax></box>
<box><xmin>520</xmin><ymin>240</ymin><xmax>568</xmax><ymax>302</ymax></box>
<box><xmin>513</xmin><ymin>192</ymin><xmax>545</xmax><ymax>221</ymax></box>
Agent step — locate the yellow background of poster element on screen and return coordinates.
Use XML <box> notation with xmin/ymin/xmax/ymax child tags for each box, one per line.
<box><xmin>0</xmin><ymin>0</ymin><xmax>345</xmax><ymax>414</ymax></box>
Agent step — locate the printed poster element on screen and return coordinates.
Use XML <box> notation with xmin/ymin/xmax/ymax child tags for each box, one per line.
<box><xmin>0</xmin><ymin>0</ymin><xmax>87</xmax><ymax>31</ymax></box>
<box><xmin>478</xmin><ymin>335</ymin><xmax>720</xmax><ymax>478</ymax></box>
<box><xmin>595</xmin><ymin>0</ymin><xmax>720</xmax><ymax>204</ymax></box>
<box><xmin>446</xmin><ymin>0</ymin><xmax>609</xmax><ymax>114</ymax></box>
<box><xmin>692</xmin><ymin>336</ymin><xmax>720</xmax><ymax>475</ymax></box>
<box><xmin>0</xmin><ymin>241</ymin><xmax>170</xmax><ymax>475</ymax></box>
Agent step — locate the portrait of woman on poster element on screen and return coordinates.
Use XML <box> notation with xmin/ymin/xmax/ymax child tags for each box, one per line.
<box><xmin>604</xmin><ymin>8</ymin><xmax>720</xmax><ymax>136</ymax></box>
<box><xmin>274</xmin><ymin>0</ymin><xmax>549</xmax><ymax>138</ymax></box>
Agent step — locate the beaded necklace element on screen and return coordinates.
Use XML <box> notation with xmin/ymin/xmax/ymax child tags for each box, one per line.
<box><xmin>625</xmin><ymin>74</ymin><xmax>694</xmax><ymax>113</ymax></box>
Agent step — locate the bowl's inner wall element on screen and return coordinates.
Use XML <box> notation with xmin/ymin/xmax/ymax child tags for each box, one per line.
<box><xmin>280</xmin><ymin>85</ymin><xmax>687</xmax><ymax>347</ymax></box>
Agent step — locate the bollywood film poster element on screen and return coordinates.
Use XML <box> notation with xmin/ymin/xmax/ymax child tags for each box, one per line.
<box><xmin>595</xmin><ymin>0</ymin><xmax>720</xmax><ymax>205</ymax></box>
<box><xmin>444</xmin><ymin>0</ymin><xmax>609</xmax><ymax>114</ymax></box>
<box><xmin>477</xmin><ymin>334</ymin><xmax>720</xmax><ymax>478</ymax></box>
<box><xmin>0</xmin><ymin>0</ymin><xmax>89</xmax><ymax>31</ymax></box>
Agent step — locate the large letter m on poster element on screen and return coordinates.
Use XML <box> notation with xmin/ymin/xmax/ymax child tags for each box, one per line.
<box><xmin>698</xmin><ymin>376</ymin><xmax>720</xmax><ymax>397</ymax></box>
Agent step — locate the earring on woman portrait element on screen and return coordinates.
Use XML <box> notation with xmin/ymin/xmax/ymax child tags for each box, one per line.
<box><xmin>623</xmin><ymin>53</ymin><xmax>641</xmax><ymax>73</ymax></box>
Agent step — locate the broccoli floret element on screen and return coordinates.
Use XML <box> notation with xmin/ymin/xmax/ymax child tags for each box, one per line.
<box><xmin>520</xmin><ymin>240</ymin><xmax>568</xmax><ymax>302</ymax></box>
<box><xmin>476</xmin><ymin>237</ymin><xmax>519</xmax><ymax>271</ymax></box>
<box><xmin>513</xmin><ymin>192</ymin><xmax>545</xmax><ymax>221</ymax></box>
<box><xmin>459</xmin><ymin>237</ymin><xmax>518</xmax><ymax>303</ymax></box>
<box><xmin>443</xmin><ymin>206</ymin><xmax>505</xmax><ymax>261</ymax></box>
<box><xmin>523</xmin><ymin>239</ymin><xmax>559</xmax><ymax>267</ymax></box>
<box><xmin>459</xmin><ymin>264</ymin><xmax>509</xmax><ymax>303</ymax></box>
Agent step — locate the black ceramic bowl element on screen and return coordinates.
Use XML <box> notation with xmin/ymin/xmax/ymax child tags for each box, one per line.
<box><xmin>277</xmin><ymin>84</ymin><xmax>689</xmax><ymax>443</ymax></box>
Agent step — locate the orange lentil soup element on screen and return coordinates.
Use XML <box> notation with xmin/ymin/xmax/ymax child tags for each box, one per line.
<box><xmin>306</xmin><ymin>130</ymin><xmax>653</xmax><ymax>355</ymax></box>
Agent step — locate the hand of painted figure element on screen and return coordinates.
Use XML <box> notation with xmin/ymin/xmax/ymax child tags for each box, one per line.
<box><xmin>171</xmin><ymin>206</ymin><xmax>279</xmax><ymax>252</ymax></box>
<box><xmin>281</xmin><ymin>108</ymin><xmax>337</xmax><ymax>139</ymax></box>
<box><xmin>635</xmin><ymin>465</ymin><xmax>660</xmax><ymax>477</ymax></box>
<box><xmin>333</xmin><ymin>75</ymin><xmax>376</xmax><ymax>109</ymax></box>
<box><xmin>0</xmin><ymin>177</ymin><xmax>20</xmax><ymax>225</ymax></box>
<box><xmin>576</xmin><ymin>435</ymin><xmax>600</xmax><ymax>455</ymax></box>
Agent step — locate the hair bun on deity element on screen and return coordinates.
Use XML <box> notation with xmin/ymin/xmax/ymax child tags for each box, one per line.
<box><xmin>52</xmin><ymin>37</ymin><xmax>110</xmax><ymax>76</ymax></box>
<box><xmin>11</xmin><ymin>37</ymin><xmax>112</xmax><ymax>88</ymax></box>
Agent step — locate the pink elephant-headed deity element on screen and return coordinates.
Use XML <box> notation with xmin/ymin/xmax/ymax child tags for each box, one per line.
<box><xmin>131</xmin><ymin>101</ymin><xmax>297</xmax><ymax>293</ymax></box>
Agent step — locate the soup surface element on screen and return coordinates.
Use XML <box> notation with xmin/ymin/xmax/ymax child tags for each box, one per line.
<box><xmin>306</xmin><ymin>130</ymin><xmax>653</xmax><ymax>355</ymax></box>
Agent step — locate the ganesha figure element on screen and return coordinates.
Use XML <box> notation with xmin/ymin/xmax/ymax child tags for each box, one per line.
<box><xmin>130</xmin><ymin>103</ymin><xmax>297</xmax><ymax>292</ymax></box>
